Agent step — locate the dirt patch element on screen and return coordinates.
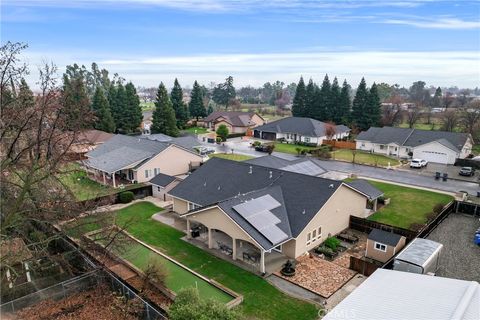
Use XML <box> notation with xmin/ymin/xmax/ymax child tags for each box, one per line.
<box><xmin>275</xmin><ymin>255</ymin><xmax>356</xmax><ymax>298</ymax></box>
<box><xmin>332</xmin><ymin>231</ymin><xmax>367</xmax><ymax>269</ymax></box>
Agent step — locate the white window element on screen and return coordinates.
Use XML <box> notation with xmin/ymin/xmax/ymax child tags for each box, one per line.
<box><xmin>374</xmin><ymin>242</ymin><xmax>387</xmax><ymax>252</ymax></box>
<box><xmin>318</xmin><ymin>227</ymin><xmax>322</xmax><ymax>238</ymax></box>
<box><xmin>379</xmin><ymin>145</ymin><xmax>385</xmax><ymax>150</ymax></box>
<box><xmin>312</xmin><ymin>229</ymin><xmax>317</xmax><ymax>240</ymax></box>
<box><xmin>154</xmin><ymin>168</ymin><xmax>160</xmax><ymax>175</ymax></box>
<box><xmin>306</xmin><ymin>232</ymin><xmax>311</xmax><ymax>245</ymax></box>
<box><xmin>304</xmin><ymin>137</ymin><xmax>310</xmax><ymax>143</ymax></box>
<box><xmin>145</xmin><ymin>169</ymin><xmax>151</xmax><ymax>178</ymax></box>
<box><xmin>188</xmin><ymin>202</ymin><xmax>200</xmax><ymax>211</ymax></box>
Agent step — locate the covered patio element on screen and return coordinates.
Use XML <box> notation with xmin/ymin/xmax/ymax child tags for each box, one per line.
<box><xmin>187</xmin><ymin>220</ymin><xmax>288</xmax><ymax>275</ymax></box>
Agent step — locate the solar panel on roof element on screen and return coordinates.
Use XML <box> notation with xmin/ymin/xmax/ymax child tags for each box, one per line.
<box><xmin>281</xmin><ymin>161</ymin><xmax>324</xmax><ymax>176</ymax></box>
<box><xmin>232</xmin><ymin>195</ymin><xmax>281</xmax><ymax>216</ymax></box>
<box><xmin>247</xmin><ymin>210</ymin><xmax>281</xmax><ymax>227</ymax></box>
<box><xmin>259</xmin><ymin>224</ymin><xmax>288</xmax><ymax>244</ymax></box>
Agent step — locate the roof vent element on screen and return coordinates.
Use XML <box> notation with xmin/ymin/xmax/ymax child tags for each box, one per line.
<box><xmin>203</xmin><ymin>181</ymin><xmax>207</xmax><ymax>187</ymax></box>
<box><xmin>249</xmin><ymin>166</ymin><xmax>253</xmax><ymax>174</ymax></box>
<box><xmin>329</xmin><ymin>184</ymin><xmax>334</xmax><ymax>188</ymax></box>
<box><xmin>302</xmin><ymin>209</ymin><xmax>306</xmax><ymax>215</ymax></box>
<box><xmin>269</xmin><ymin>171</ymin><xmax>273</xmax><ymax>179</ymax></box>
<box><xmin>217</xmin><ymin>185</ymin><xmax>221</xmax><ymax>190</ymax></box>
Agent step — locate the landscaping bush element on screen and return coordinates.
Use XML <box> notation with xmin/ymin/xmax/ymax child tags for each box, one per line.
<box><xmin>324</xmin><ymin>236</ymin><xmax>341</xmax><ymax>250</ymax></box>
<box><xmin>251</xmin><ymin>141</ymin><xmax>262</xmax><ymax>147</ymax></box>
<box><xmin>433</xmin><ymin>203</ymin><xmax>444</xmax><ymax>214</ymax></box>
<box><xmin>216</xmin><ymin>137</ymin><xmax>222</xmax><ymax>144</ymax></box>
<box><xmin>378</xmin><ymin>196</ymin><xmax>385</xmax><ymax>205</ymax></box>
<box><xmin>227</xmin><ymin>133</ymin><xmax>244</xmax><ymax>139</ymax></box>
<box><xmin>216</xmin><ymin>124</ymin><xmax>229</xmax><ymax>142</ymax></box>
<box><xmin>118</xmin><ymin>191</ymin><xmax>134</xmax><ymax>203</ymax></box>
<box><xmin>426</xmin><ymin>212</ymin><xmax>437</xmax><ymax>222</ymax></box>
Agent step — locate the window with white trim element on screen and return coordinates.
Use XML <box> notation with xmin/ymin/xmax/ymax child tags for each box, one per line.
<box><xmin>154</xmin><ymin>168</ymin><xmax>160</xmax><ymax>175</ymax></box>
<box><xmin>304</xmin><ymin>137</ymin><xmax>310</xmax><ymax>143</ymax></box>
<box><xmin>374</xmin><ymin>242</ymin><xmax>387</xmax><ymax>252</ymax></box>
<box><xmin>145</xmin><ymin>169</ymin><xmax>152</xmax><ymax>178</ymax></box>
<box><xmin>379</xmin><ymin>145</ymin><xmax>385</xmax><ymax>150</ymax></box>
<box><xmin>306</xmin><ymin>232</ymin><xmax>311</xmax><ymax>246</ymax></box>
<box><xmin>188</xmin><ymin>202</ymin><xmax>200</xmax><ymax>211</ymax></box>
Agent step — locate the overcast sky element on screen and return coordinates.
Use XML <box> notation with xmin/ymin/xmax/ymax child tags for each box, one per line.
<box><xmin>2</xmin><ymin>0</ymin><xmax>480</xmax><ymax>89</ymax></box>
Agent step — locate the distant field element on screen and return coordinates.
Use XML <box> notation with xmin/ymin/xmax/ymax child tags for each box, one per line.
<box><xmin>140</xmin><ymin>101</ymin><xmax>155</xmax><ymax>111</ymax></box>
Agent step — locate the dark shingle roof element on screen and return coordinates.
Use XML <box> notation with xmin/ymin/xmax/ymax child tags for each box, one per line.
<box><xmin>254</xmin><ymin>117</ymin><xmax>350</xmax><ymax>137</ymax></box>
<box><xmin>368</xmin><ymin>229</ymin><xmax>403</xmax><ymax>246</ymax></box>
<box><xmin>245</xmin><ymin>155</ymin><xmax>295</xmax><ymax>169</ymax></box>
<box><xmin>143</xmin><ymin>134</ymin><xmax>200</xmax><ymax>152</ymax></box>
<box><xmin>245</xmin><ymin>155</ymin><xmax>326</xmax><ymax>176</ymax></box>
<box><xmin>150</xmin><ymin>173</ymin><xmax>177</xmax><ymax>187</ymax></box>
<box><xmin>346</xmin><ymin>179</ymin><xmax>384</xmax><ymax>200</ymax></box>
<box><xmin>169</xmin><ymin>158</ymin><xmax>351</xmax><ymax>242</ymax></box>
<box><xmin>357</xmin><ymin>127</ymin><xmax>470</xmax><ymax>152</ymax></box>
<box><xmin>204</xmin><ymin>111</ymin><xmax>261</xmax><ymax>127</ymax></box>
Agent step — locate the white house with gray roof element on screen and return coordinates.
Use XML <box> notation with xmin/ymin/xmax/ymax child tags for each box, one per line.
<box><xmin>253</xmin><ymin>117</ymin><xmax>350</xmax><ymax>146</ymax></box>
<box><xmin>356</xmin><ymin>126</ymin><xmax>473</xmax><ymax>164</ymax></box>
<box><xmin>83</xmin><ymin>134</ymin><xmax>203</xmax><ymax>187</ymax></box>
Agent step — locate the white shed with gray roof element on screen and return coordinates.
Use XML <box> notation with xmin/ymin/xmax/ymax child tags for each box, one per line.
<box><xmin>393</xmin><ymin>238</ymin><xmax>443</xmax><ymax>275</ymax></box>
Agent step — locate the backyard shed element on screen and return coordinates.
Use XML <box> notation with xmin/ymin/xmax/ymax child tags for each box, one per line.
<box><xmin>365</xmin><ymin>229</ymin><xmax>406</xmax><ymax>263</ymax></box>
<box><xmin>393</xmin><ymin>238</ymin><xmax>443</xmax><ymax>275</ymax></box>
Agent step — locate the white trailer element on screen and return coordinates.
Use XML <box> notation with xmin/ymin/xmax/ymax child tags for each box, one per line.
<box><xmin>393</xmin><ymin>238</ymin><xmax>443</xmax><ymax>275</ymax></box>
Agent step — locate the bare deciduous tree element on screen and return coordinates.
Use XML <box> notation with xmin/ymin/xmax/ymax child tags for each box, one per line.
<box><xmin>460</xmin><ymin>100</ymin><xmax>480</xmax><ymax>139</ymax></box>
<box><xmin>406</xmin><ymin>109</ymin><xmax>421</xmax><ymax>128</ymax></box>
<box><xmin>441</xmin><ymin>109</ymin><xmax>459</xmax><ymax>132</ymax></box>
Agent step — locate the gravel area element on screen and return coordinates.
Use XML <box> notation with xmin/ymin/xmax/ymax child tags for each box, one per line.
<box><xmin>426</xmin><ymin>213</ymin><xmax>480</xmax><ymax>282</ymax></box>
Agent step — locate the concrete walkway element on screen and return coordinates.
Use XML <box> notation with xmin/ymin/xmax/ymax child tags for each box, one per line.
<box><xmin>267</xmin><ymin>274</ymin><xmax>325</xmax><ymax>305</ymax></box>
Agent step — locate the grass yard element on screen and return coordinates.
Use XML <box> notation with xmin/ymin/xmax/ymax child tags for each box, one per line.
<box><xmin>273</xmin><ymin>142</ymin><xmax>316</xmax><ymax>155</ymax></box>
<box><xmin>60</xmin><ymin>165</ymin><xmax>115</xmax><ymax>201</ymax></box>
<box><xmin>67</xmin><ymin>202</ymin><xmax>319</xmax><ymax>319</ymax></box>
<box><xmin>472</xmin><ymin>144</ymin><xmax>480</xmax><ymax>155</ymax></box>
<box><xmin>333</xmin><ymin>149</ymin><xmax>400</xmax><ymax>167</ymax></box>
<box><xmin>209</xmin><ymin>153</ymin><xmax>254</xmax><ymax>161</ymax></box>
<box><xmin>183</xmin><ymin>126</ymin><xmax>209</xmax><ymax>134</ymax></box>
<box><xmin>365</xmin><ymin>180</ymin><xmax>453</xmax><ymax>229</ymax></box>
<box><xmin>140</xmin><ymin>101</ymin><xmax>155</xmax><ymax>111</ymax></box>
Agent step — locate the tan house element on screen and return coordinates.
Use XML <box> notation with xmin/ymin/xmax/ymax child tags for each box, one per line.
<box><xmin>203</xmin><ymin>111</ymin><xmax>265</xmax><ymax>134</ymax></box>
<box><xmin>83</xmin><ymin>134</ymin><xmax>203</xmax><ymax>188</ymax></box>
<box><xmin>168</xmin><ymin>158</ymin><xmax>381</xmax><ymax>273</ymax></box>
<box><xmin>365</xmin><ymin>229</ymin><xmax>406</xmax><ymax>263</ymax></box>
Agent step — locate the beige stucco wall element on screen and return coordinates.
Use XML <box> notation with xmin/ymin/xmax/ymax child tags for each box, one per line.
<box><xmin>251</xmin><ymin>114</ymin><xmax>265</xmax><ymax>127</ymax></box>
<box><xmin>151</xmin><ymin>180</ymin><xmax>181</xmax><ymax>201</ymax></box>
<box><xmin>292</xmin><ymin>185</ymin><xmax>367</xmax><ymax>258</ymax></box>
<box><xmin>172</xmin><ymin>197</ymin><xmax>189</xmax><ymax>214</ymax></box>
<box><xmin>134</xmin><ymin>145</ymin><xmax>203</xmax><ymax>183</ymax></box>
<box><xmin>188</xmin><ymin>207</ymin><xmax>259</xmax><ymax>245</ymax></box>
<box><xmin>365</xmin><ymin>236</ymin><xmax>406</xmax><ymax>263</ymax></box>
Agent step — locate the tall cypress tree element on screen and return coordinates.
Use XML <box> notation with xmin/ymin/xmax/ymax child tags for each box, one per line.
<box><xmin>17</xmin><ymin>79</ymin><xmax>35</xmax><ymax>110</ymax></box>
<box><xmin>338</xmin><ymin>80</ymin><xmax>351</xmax><ymax>125</ymax></box>
<box><xmin>152</xmin><ymin>83</ymin><xmax>179</xmax><ymax>136</ymax></box>
<box><xmin>62</xmin><ymin>75</ymin><xmax>91</xmax><ymax>129</ymax></box>
<box><xmin>367</xmin><ymin>83</ymin><xmax>381</xmax><ymax>127</ymax></box>
<box><xmin>171</xmin><ymin>78</ymin><xmax>189</xmax><ymax>128</ymax></box>
<box><xmin>292</xmin><ymin>77</ymin><xmax>306</xmax><ymax>117</ymax></box>
<box><xmin>304</xmin><ymin>79</ymin><xmax>316</xmax><ymax>118</ymax></box>
<box><xmin>352</xmin><ymin>78</ymin><xmax>370</xmax><ymax>131</ymax></box>
<box><xmin>314</xmin><ymin>74</ymin><xmax>331</xmax><ymax>121</ymax></box>
<box><xmin>92</xmin><ymin>87</ymin><xmax>115</xmax><ymax>133</ymax></box>
<box><xmin>330</xmin><ymin>77</ymin><xmax>341</xmax><ymax>124</ymax></box>
<box><xmin>124</xmin><ymin>82</ymin><xmax>143</xmax><ymax>133</ymax></box>
<box><xmin>112</xmin><ymin>83</ymin><xmax>127</xmax><ymax>132</ymax></box>
<box><xmin>189</xmin><ymin>81</ymin><xmax>207</xmax><ymax>121</ymax></box>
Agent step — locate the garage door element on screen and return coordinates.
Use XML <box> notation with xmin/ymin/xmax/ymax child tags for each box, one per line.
<box><xmin>420</xmin><ymin>151</ymin><xmax>448</xmax><ymax>164</ymax></box>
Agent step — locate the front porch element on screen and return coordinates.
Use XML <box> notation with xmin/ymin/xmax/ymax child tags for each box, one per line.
<box><xmin>85</xmin><ymin>167</ymin><xmax>135</xmax><ymax>188</ymax></box>
<box><xmin>187</xmin><ymin>221</ymin><xmax>288</xmax><ymax>275</ymax></box>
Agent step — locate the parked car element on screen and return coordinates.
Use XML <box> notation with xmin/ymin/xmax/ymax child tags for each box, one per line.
<box><xmin>459</xmin><ymin>166</ymin><xmax>475</xmax><ymax>177</ymax></box>
<box><xmin>410</xmin><ymin>159</ymin><xmax>428</xmax><ymax>168</ymax></box>
<box><xmin>194</xmin><ymin>146</ymin><xmax>215</xmax><ymax>156</ymax></box>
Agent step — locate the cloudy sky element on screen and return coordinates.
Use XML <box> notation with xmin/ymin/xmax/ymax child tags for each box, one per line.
<box><xmin>2</xmin><ymin>0</ymin><xmax>480</xmax><ymax>88</ymax></box>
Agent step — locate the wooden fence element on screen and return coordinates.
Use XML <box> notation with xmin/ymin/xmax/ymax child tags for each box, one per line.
<box><xmin>323</xmin><ymin>140</ymin><xmax>356</xmax><ymax>150</ymax></box>
<box><xmin>350</xmin><ymin>256</ymin><xmax>381</xmax><ymax>276</ymax></box>
<box><xmin>77</xmin><ymin>184</ymin><xmax>153</xmax><ymax>208</ymax></box>
<box><xmin>349</xmin><ymin>216</ymin><xmax>418</xmax><ymax>242</ymax></box>
<box><xmin>454</xmin><ymin>158</ymin><xmax>480</xmax><ymax>169</ymax></box>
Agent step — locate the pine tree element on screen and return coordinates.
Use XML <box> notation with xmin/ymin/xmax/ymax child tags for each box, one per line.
<box><xmin>62</xmin><ymin>74</ymin><xmax>91</xmax><ymax>129</ymax></box>
<box><xmin>17</xmin><ymin>79</ymin><xmax>35</xmax><ymax>109</ymax></box>
<box><xmin>171</xmin><ymin>78</ymin><xmax>189</xmax><ymax>129</ymax></box>
<box><xmin>338</xmin><ymin>80</ymin><xmax>351</xmax><ymax>124</ymax></box>
<box><xmin>304</xmin><ymin>79</ymin><xmax>316</xmax><ymax>118</ymax></box>
<box><xmin>152</xmin><ymin>83</ymin><xmax>179</xmax><ymax>136</ymax></box>
<box><xmin>292</xmin><ymin>77</ymin><xmax>306</xmax><ymax>117</ymax></box>
<box><xmin>367</xmin><ymin>83</ymin><xmax>381</xmax><ymax>127</ymax></box>
<box><xmin>112</xmin><ymin>83</ymin><xmax>127</xmax><ymax>132</ymax></box>
<box><xmin>189</xmin><ymin>81</ymin><xmax>207</xmax><ymax>121</ymax></box>
<box><xmin>124</xmin><ymin>82</ymin><xmax>143</xmax><ymax>133</ymax></box>
<box><xmin>432</xmin><ymin>87</ymin><xmax>442</xmax><ymax>108</ymax></box>
<box><xmin>314</xmin><ymin>74</ymin><xmax>331</xmax><ymax>121</ymax></box>
<box><xmin>351</xmin><ymin>78</ymin><xmax>370</xmax><ymax>131</ymax></box>
<box><xmin>207</xmin><ymin>104</ymin><xmax>214</xmax><ymax>115</ymax></box>
<box><xmin>330</xmin><ymin>77</ymin><xmax>341</xmax><ymax>124</ymax></box>
<box><xmin>92</xmin><ymin>87</ymin><xmax>115</xmax><ymax>132</ymax></box>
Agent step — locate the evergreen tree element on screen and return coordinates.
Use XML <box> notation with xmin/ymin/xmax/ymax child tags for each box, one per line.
<box><xmin>62</xmin><ymin>74</ymin><xmax>91</xmax><ymax>129</ymax></box>
<box><xmin>17</xmin><ymin>79</ymin><xmax>35</xmax><ymax>110</ymax></box>
<box><xmin>212</xmin><ymin>76</ymin><xmax>236</xmax><ymax>109</ymax></box>
<box><xmin>338</xmin><ymin>80</ymin><xmax>351</xmax><ymax>124</ymax></box>
<box><xmin>207</xmin><ymin>104</ymin><xmax>214</xmax><ymax>115</ymax></box>
<box><xmin>367</xmin><ymin>83</ymin><xmax>381</xmax><ymax>127</ymax></box>
<box><xmin>124</xmin><ymin>82</ymin><xmax>143</xmax><ymax>133</ymax></box>
<box><xmin>314</xmin><ymin>74</ymin><xmax>331</xmax><ymax>121</ymax></box>
<box><xmin>151</xmin><ymin>83</ymin><xmax>179</xmax><ymax>136</ymax></box>
<box><xmin>112</xmin><ymin>83</ymin><xmax>127</xmax><ymax>132</ymax></box>
<box><xmin>351</xmin><ymin>78</ymin><xmax>370</xmax><ymax>131</ymax></box>
<box><xmin>170</xmin><ymin>78</ymin><xmax>189</xmax><ymax>128</ymax></box>
<box><xmin>304</xmin><ymin>79</ymin><xmax>316</xmax><ymax>118</ymax></box>
<box><xmin>189</xmin><ymin>81</ymin><xmax>207</xmax><ymax>121</ymax></box>
<box><xmin>330</xmin><ymin>77</ymin><xmax>341</xmax><ymax>124</ymax></box>
<box><xmin>432</xmin><ymin>87</ymin><xmax>443</xmax><ymax>108</ymax></box>
<box><xmin>292</xmin><ymin>77</ymin><xmax>306</xmax><ymax>117</ymax></box>
<box><xmin>92</xmin><ymin>87</ymin><xmax>115</xmax><ymax>132</ymax></box>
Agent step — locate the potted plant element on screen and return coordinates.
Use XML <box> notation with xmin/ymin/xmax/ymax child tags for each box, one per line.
<box><xmin>280</xmin><ymin>260</ymin><xmax>296</xmax><ymax>277</ymax></box>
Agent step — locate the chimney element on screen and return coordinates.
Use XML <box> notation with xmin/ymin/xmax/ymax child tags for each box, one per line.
<box><xmin>249</xmin><ymin>166</ymin><xmax>253</xmax><ymax>174</ymax></box>
<box><xmin>269</xmin><ymin>171</ymin><xmax>273</xmax><ymax>179</ymax></box>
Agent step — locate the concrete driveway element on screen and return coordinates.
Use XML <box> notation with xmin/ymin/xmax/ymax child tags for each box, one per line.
<box><xmin>399</xmin><ymin>162</ymin><xmax>479</xmax><ymax>183</ymax></box>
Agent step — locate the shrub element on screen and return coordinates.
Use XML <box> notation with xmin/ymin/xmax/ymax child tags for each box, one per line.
<box><xmin>324</xmin><ymin>236</ymin><xmax>341</xmax><ymax>250</ymax></box>
<box><xmin>426</xmin><ymin>212</ymin><xmax>437</xmax><ymax>222</ymax></box>
<box><xmin>216</xmin><ymin>124</ymin><xmax>229</xmax><ymax>142</ymax></box>
<box><xmin>216</xmin><ymin>137</ymin><xmax>222</xmax><ymax>143</ymax></box>
<box><xmin>295</xmin><ymin>147</ymin><xmax>302</xmax><ymax>155</ymax></box>
<box><xmin>118</xmin><ymin>191</ymin><xmax>134</xmax><ymax>203</ymax></box>
<box><xmin>378</xmin><ymin>196</ymin><xmax>386</xmax><ymax>204</ymax></box>
<box><xmin>433</xmin><ymin>203</ymin><xmax>444</xmax><ymax>214</ymax></box>
<box><xmin>265</xmin><ymin>144</ymin><xmax>275</xmax><ymax>155</ymax></box>
<box><xmin>252</xmin><ymin>141</ymin><xmax>262</xmax><ymax>147</ymax></box>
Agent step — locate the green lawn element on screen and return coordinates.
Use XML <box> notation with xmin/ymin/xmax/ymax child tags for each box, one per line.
<box><xmin>333</xmin><ymin>149</ymin><xmax>400</xmax><ymax>167</ymax></box>
<box><xmin>68</xmin><ymin>202</ymin><xmax>319</xmax><ymax>319</ymax></box>
<box><xmin>140</xmin><ymin>101</ymin><xmax>155</xmax><ymax>111</ymax></box>
<box><xmin>472</xmin><ymin>144</ymin><xmax>480</xmax><ymax>155</ymax></box>
<box><xmin>365</xmin><ymin>180</ymin><xmax>453</xmax><ymax>229</ymax></box>
<box><xmin>183</xmin><ymin>126</ymin><xmax>209</xmax><ymax>134</ymax></box>
<box><xmin>60</xmin><ymin>165</ymin><xmax>115</xmax><ymax>201</ymax></box>
<box><xmin>209</xmin><ymin>153</ymin><xmax>254</xmax><ymax>161</ymax></box>
<box><xmin>273</xmin><ymin>142</ymin><xmax>316</xmax><ymax>155</ymax></box>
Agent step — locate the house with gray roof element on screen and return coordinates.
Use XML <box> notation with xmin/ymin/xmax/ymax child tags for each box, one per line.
<box><xmin>83</xmin><ymin>134</ymin><xmax>203</xmax><ymax>187</ymax></box>
<box><xmin>202</xmin><ymin>111</ymin><xmax>265</xmax><ymax>134</ymax></box>
<box><xmin>168</xmin><ymin>157</ymin><xmax>380</xmax><ymax>273</ymax></box>
<box><xmin>245</xmin><ymin>155</ymin><xmax>327</xmax><ymax>176</ymax></box>
<box><xmin>253</xmin><ymin>117</ymin><xmax>350</xmax><ymax>146</ymax></box>
<box><xmin>356</xmin><ymin>126</ymin><xmax>473</xmax><ymax>164</ymax></box>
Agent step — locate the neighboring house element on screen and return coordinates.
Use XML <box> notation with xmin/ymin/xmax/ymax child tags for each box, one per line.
<box><xmin>83</xmin><ymin>134</ymin><xmax>203</xmax><ymax>187</ymax></box>
<box><xmin>365</xmin><ymin>229</ymin><xmax>406</xmax><ymax>263</ymax></box>
<box><xmin>142</xmin><ymin>133</ymin><xmax>201</xmax><ymax>154</ymax></box>
<box><xmin>168</xmin><ymin>158</ymin><xmax>381</xmax><ymax>273</ymax></box>
<box><xmin>149</xmin><ymin>173</ymin><xmax>181</xmax><ymax>201</ymax></box>
<box><xmin>356</xmin><ymin>126</ymin><xmax>473</xmax><ymax>164</ymax></box>
<box><xmin>253</xmin><ymin>117</ymin><xmax>350</xmax><ymax>146</ymax></box>
<box><xmin>344</xmin><ymin>179</ymin><xmax>384</xmax><ymax>212</ymax></box>
<box><xmin>245</xmin><ymin>155</ymin><xmax>327</xmax><ymax>176</ymax></box>
<box><xmin>67</xmin><ymin>129</ymin><xmax>113</xmax><ymax>160</ymax></box>
<box><xmin>323</xmin><ymin>269</ymin><xmax>479</xmax><ymax>320</ymax></box>
<box><xmin>202</xmin><ymin>111</ymin><xmax>265</xmax><ymax>134</ymax></box>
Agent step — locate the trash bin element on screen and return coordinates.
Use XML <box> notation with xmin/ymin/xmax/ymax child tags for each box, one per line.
<box><xmin>477</xmin><ymin>191</ymin><xmax>480</xmax><ymax>198</ymax></box>
<box><xmin>442</xmin><ymin>173</ymin><xmax>448</xmax><ymax>181</ymax></box>
<box><xmin>435</xmin><ymin>172</ymin><xmax>441</xmax><ymax>180</ymax></box>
